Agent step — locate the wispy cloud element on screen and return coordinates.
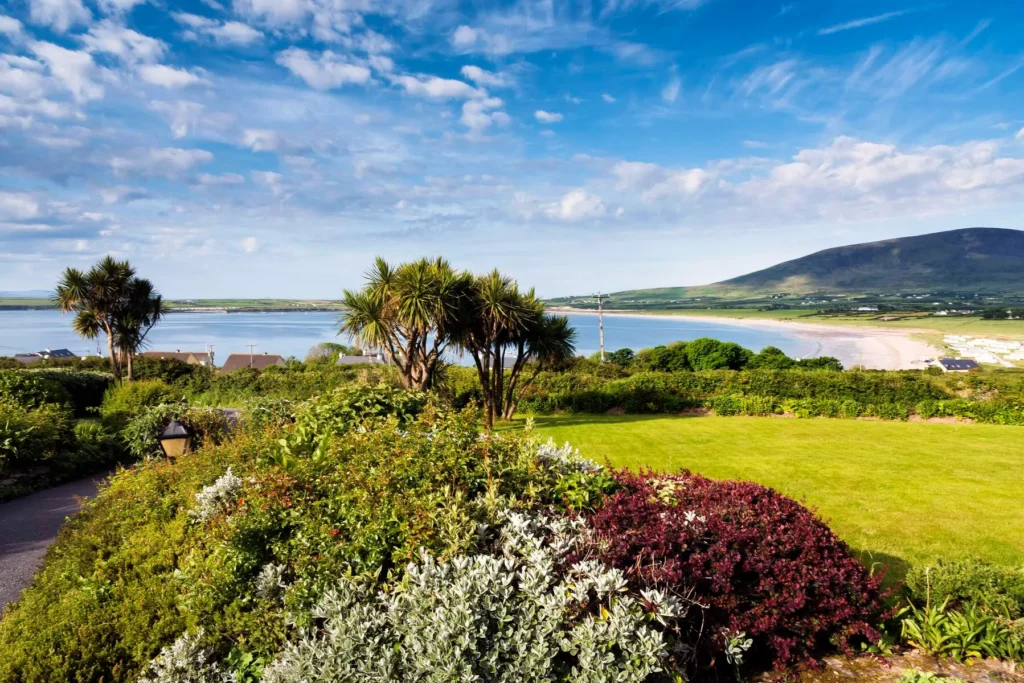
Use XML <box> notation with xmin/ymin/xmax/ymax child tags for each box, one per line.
<box><xmin>818</xmin><ymin>9</ymin><xmax>915</xmax><ymax>36</ymax></box>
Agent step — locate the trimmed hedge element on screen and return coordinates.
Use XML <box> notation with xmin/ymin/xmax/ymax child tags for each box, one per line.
<box><xmin>22</xmin><ymin>369</ymin><xmax>113</xmax><ymax>417</ymax></box>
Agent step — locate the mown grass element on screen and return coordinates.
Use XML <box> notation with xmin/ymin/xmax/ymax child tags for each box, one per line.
<box><xmin>517</xmin><ymin>414</ymin><xmax>1024</xmax><ymax>575</ymax></box>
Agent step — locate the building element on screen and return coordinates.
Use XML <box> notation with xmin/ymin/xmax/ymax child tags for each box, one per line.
<box><xmin>937</xmin><ymin>358</ymin><xmax>981</xmax><ymax>373</ymax></box>
<box><xmin>141</xmin><ymin>350</ymin><xmax>215</xmax><ymax>366</ymax></box>
<box><xmin>336</xmin><ymin>352</ymin><xmax>387</xmax><ymax>366</ymax></box>
<box><xmin>14</xmin><ymin>348</ymin><xmax>79</xmax><ymax>364</ymax></box>
<box><xmin>222</xmin><ymin>352</ymin><xmax>287</xmax><ymax>372</ymax></box>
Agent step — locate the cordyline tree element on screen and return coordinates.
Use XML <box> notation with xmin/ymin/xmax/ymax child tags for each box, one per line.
<box><xmin>54</xmin><ymin>256</ymin><xmax>165</xmax><ymax>381</ymax></box>
<box><xmin>456</xmin><ymin>270</ymin><xmax>576</xmax><ymax>428</ymax></box>
<box><xmin>341</xmin><ymin>257</ymin><xmax>471</xmax><ymax>391</ymax></box>
<box><xmin>341</xmin><ymin>259</ymin><xmax>576</xmax><ymax>427</ymax></box>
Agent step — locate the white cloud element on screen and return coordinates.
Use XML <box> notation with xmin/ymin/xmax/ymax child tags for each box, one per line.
<box><xmin>252</xmin><ymin>170</ymin><xmax>285</xmax><ymax>196</ymax></box>
<box><xmin>548</xmin><ymin>190</ymin><xmax>606</xmax><ymax>221</ymax></box>
<box><xmin>197</xmin><ymin>172</ymin><xmax>245</xmax><ymax>185</ymax></box>
<box><xmin>95</xmin><ymin>0</ymin><xmax>147</xmax><ymax>13</ymax></box>
<box><xmin>661</xmin><ymin>76</ymin><xmax>681</xmax><ymax>103</ymax></box>
<box><xmin>0</xmin><ymin>191</ymin><xmax>42</xmax><ymax>220</ymax></box>
<box><xmin>110</xmin><ymin>147</ymin><xmax>213</xmax><ymax>176</ymax></box>
<box><xmin>30</xmin><ymin>41</ymin><xmax>104</xmax><ymax>102</ymax></box>
<box><xmin>139</xmin><ymin>64</ymin><xmax>205</xmax><ymax>88</ymax></box>
<box><xmin>275</xmin><ymin>48</ymin><xmax>371</xmax><ymax>89</ymax></box>
<box><xmin>460</xmin><ymin>65</ymin><xmax>511</xmax><ymax>88</ymax></box>
<box><xmin>174</xmin><ymin>13</ymin><xmax>263</xmax><ymax>46</ymax></box>
<box><xmin>818</xmin><ymin>10</ymin><xmax>914</xmax><ymax>36</ymax></box>
<box><xmin>28</xmin><ymin>0</ymin><xmax>91</xmax><ymax>33</ymax></box>
<box><xmin>393</xmin><ymin>74</ymin><xmax>479</xmax><ymax>99</ymax></box>
<box><xmin>149</xmin><ymin>100</ymin><xmax>204</xmax><ymax>138</ymax></box>
<box><xmin>241</xmin><ymin>236</ymin><xmax>258</xmax><ymax>253</ymax></box>
<box><xmin>233</xmin><ymin>0</ymin><xmax>309</xmax><ymax>25</ymax></box>
<box><xmin>81</xmin><ymin>20</ymin><xmax>166</xmax><ymax>63</ymax></box>
<box><xmin>451</xmin><ymin>25</ymin><xmax>478</xmax><ymax>47</ymax></box>
<box><xmin>241</xmin><ymin>128</ymin><xmax>280</xmax><ymax>151</ymax></box>
<box><xmin>1016</xmin><ymin>127</ymin><xmax>1024</xmax><ymax>143</ymax></box>
<box><xmin>0</xmin><ymin>14</ymin><xmax>23</xmax><ymax>36</ymax></box>
<box><xmin>535</xmin><ymin>110</ymin><xmax>563</xmax><ymax>123</ymax></box>
<box><xmin>602</xmin><ymin>93</ymin><xmax>616</xmax><ymax>103</ymax></box>
<box><xmin>461</xmin><ymin>96</ymin><xmax>508</xmax><ymax>134</ymax></box>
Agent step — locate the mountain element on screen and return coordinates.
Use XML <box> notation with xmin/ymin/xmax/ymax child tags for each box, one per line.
<box><xmin>585</xmin><ymin>228</ymin><xmax>1024</xmax><ymax>304</ymax></box>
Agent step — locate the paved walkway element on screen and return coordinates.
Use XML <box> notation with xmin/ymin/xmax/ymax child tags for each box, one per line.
<box><xmin>0</xmin><ymin>474</ymin><xmax>105</xmax><ymax>612</ymax></box>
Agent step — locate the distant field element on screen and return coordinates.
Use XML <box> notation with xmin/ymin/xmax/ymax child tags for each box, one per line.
<box><xmin>0</xmin><ymin>298</ymin><xmax>54</xmax><ymax>309</ymax></box>
<box><xmin>518</xmin><ymin>414</ymin><xmax>1024</xmax><ymax>574</ymax></box>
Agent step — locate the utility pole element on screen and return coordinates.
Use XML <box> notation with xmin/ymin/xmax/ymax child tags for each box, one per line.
<box><xmin>246</xmin><ymin>344</ymin><xmax>256</xmax><ymax>368</ymax></box>
<box><xmin>593</xmin><ymin>293</ymin><xmax>608</xmax><ymax>362</ymax></box>
<box><xmin>206</xmin><ymin>344</ymin><xmax>215</xmax><ymax>368</ymax></box>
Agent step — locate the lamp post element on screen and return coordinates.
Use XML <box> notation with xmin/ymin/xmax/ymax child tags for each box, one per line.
<box><xmin>157</xmin><ymin>419</ymin><xmax>194</xmax><ymax>458</ymax></box>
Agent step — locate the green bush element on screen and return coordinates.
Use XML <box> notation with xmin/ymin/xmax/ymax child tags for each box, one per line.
<box><xmin>906</xmin><ymin>558</ymin><xmax>1024</xmax><ymax>618</ymax></box>
<box><xmin>121</xmin><ymin>404</ymin><xmax>231</xmax><ymax>458</ymax></box>
<box><xmin>100</xmin><ymin>380</ymin><xmax>179</xmax><ymax>429</ymax></box>
<box><xmin>23</xmin><ymin>369</ymin><xmax>113</xmax><ymax>416</ymax></box>
<box><xmin>0</xmin><ymin>400</ymin><xmax>614</xmax><ymax>683</ymax></box>
<box><xmin>0</xmin><ymin>370</ymin><xmax>71</xmax><ymax>409</ymax></box>
<box><xmin>0</xmin><ymin>401</ymin><xmax>76</xmax><ymax>471</ymax></box>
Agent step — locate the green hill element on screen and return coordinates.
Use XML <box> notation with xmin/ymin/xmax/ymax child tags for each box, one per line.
<box><xmin>555</xmin><ymin>228</ymin><xmax>1024</xmax><ymax>306</ymax></box>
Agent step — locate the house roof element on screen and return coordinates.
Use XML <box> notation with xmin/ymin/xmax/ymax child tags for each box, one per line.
<box><xmin>14</xmin><ymin>348</ymin><xmax>77</xmax><ymax>363</ymax></box>
<box><xmin>938</xmin><ymin>358</ymin><xmax>981</xmax><ymax>371</ymax></box>
<box><xmin>142</xmin><ymin>350</ymin><xmax>213</xmax><ymax>364</ymax></box>
<box><xmin>222</xmin><ymin>353</ymin><xmax>285</xmax><ymax>372</ymax></box>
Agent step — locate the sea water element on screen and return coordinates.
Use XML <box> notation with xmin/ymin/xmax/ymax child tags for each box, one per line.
<box><xmin>0</xmin><ymin>310</ymin><xmax>818</xmax><ymax>366</ymax></box>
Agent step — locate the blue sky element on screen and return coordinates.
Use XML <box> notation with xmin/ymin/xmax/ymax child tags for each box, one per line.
<box><xmin>0</xmin><ymin>0</ymin><xmax>1022</xmax><ymax>298</ymax></box>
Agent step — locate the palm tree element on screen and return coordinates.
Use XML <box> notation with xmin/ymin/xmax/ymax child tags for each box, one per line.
<box><xmin>457</xmin><ymin>274</ymin><xmax>577</xmax><ymax>428</ymax></box>
<box><xmin>54</xmin><ymin>256</ymin><xmax>164</xmax><ymax>381</ymax></box>
<box><xmin>341</xmin><ymin>257</ymin><xmax>470</xmax><ymax>391</ymax></box>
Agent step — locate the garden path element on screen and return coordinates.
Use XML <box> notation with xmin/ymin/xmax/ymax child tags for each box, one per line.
<box><xmin>0</xmin><ymin>473</ymin><xmax>105</xmax><ymax>612</ymax></box>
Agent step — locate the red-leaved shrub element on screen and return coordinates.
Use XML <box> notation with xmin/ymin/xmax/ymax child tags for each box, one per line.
<box><xmin>582</xmin><ymin>470</ymin><xmax>886</xmax><ymax>674</ymax></box>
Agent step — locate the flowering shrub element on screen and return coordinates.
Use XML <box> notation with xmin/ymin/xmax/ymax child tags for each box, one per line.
<box><xmin>582</xmin><ymin>470</ymin><xmax>887</xmax><ymax>674</ymax></box>
<box><xmin>138</xmin><ymin>629</ymin><xmax>229</xmax><ymax>683</ymax></box>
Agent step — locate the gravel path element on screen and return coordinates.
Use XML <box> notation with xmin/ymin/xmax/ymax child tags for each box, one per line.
<box><xmin>0</xmin><ymin>474</ymin><xmax>106</xmax><ymax>613</ymax></box>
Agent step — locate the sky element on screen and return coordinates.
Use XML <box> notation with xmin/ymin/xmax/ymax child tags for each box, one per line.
<box><xmin>0</xmin><ymin>0</ymin><xmax>1022</xmax><ymax>298</ymax></box>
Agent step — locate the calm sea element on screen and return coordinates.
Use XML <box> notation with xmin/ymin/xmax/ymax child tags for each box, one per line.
<box><xmin>0</xmin><ymin>310</ymin><xmax>818</xmax><ymax>366</ymax></box>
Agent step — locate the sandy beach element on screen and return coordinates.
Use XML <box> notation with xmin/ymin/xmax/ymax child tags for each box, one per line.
<box><xmin>555</xmin><ymin>309</ymin><xmax>938</xmax><ymax>370</ymax></box>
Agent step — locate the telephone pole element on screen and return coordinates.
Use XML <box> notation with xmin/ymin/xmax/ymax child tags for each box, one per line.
<box><xmin>246</xmin><ymin>344</ymin><xmax>256</xmax><ymax>368</ymax></box>
<box><xmin>593</xmin><ymin>293</ymin><xmax>608</xmax><ymax>362</ymax></box>
<box><xmin>205</xmin><ymin>344</ymin><xmax>215</xmax><ymax>368</ymax></box>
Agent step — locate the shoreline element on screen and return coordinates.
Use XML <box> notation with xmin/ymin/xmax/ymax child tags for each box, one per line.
<box><xmin>553</xmin><ymin>308</ymin><xmax>940</xmax><ymax>370</ymax></box>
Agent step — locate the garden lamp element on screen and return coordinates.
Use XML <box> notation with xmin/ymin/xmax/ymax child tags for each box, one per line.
<box><xmin>157</xmin><ymin>419</ymin><xmax>194</xmax><ymax>458</ymax></box>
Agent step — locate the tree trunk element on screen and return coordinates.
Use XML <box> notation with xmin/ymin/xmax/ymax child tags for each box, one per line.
<box><xmin>126</xmin><ymin>352</ymin><xmax>134</xmax><ymax>381</ymax></box>
<box><xmin>104</xmin><ymin>328</ymin><xmax>120</xmax><ymax>381</ymax></box>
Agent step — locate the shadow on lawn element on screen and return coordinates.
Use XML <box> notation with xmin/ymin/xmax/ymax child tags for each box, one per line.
<box><xmin>852</xmin><ymin>548</ymin><xmax>912</xmax><ymax>586</ymax></box>
<box><xmin>508</xmin><ymin>413</ymin><xmax>699</xmax><ymax>430</ymax></box>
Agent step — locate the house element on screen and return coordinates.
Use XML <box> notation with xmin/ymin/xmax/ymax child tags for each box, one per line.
<box><xmin>221</xmin><ymin>352</ymin><xmax>286</xmax><ymax>372</ymax></box>
<box><xmin>937</xmin><ymin>358</ymin><xmax>981</xmax><ymax>373</ymax></box>
<box><xmin>14</xmin><ymin>348</ymin><xmax>79</xmax><ymax>364</ymax></box>
<box><xmin>336</xmin><ymin>352</ymin><xmax>387</xmax><ymax>366</ymax></box>
<box><xmin>141</xmin><ymin>350</ymin><xmax>215</xmax><ymax>366</ymax></box>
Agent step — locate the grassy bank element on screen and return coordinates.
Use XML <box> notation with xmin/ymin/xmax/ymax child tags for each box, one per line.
<box><xmin>518</xmin><ymin>414</ymin><xmax>1024</xmax><ymax>574</ymax></box>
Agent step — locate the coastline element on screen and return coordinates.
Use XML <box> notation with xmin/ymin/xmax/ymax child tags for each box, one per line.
<box><xmin>553</xmin><ymin>308</ymin><xmax>939</xmax><ymax>370</ymax></box>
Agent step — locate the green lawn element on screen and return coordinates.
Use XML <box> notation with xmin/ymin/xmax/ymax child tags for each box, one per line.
<box><xmin>521</xmin><ymin>415</ymin><xmax>1024</xmax><ymax>575</ymax></box>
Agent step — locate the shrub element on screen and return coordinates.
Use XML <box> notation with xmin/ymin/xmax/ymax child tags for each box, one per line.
<box><xmin>121</xmin><ymin>403</ymin><xmax>231</xmax><ymax>458</ymax></box>
<box><xmin>0</xmin><ymin>401</ymin><xmax>76</xmax><ymax>471</ymax></box>
<box><xmin>905</xmin><ymin>558</ymin><xmax>1024</xmax><ymax>618</ymax></box>
<box><xmin>100</xmin><ymin>379</ymin><xmax>179</xmax><ymax>429</ymax></box>
<box><xmin>24</xmin><ymin>369</ymin><xmax>113</xmax><ymax>417</ymax></box>
<box><xmin>0</xmin><ymin>400</ymin><xmax>614</xmax><ymax>683</ymax></box>
<box><xmin>261</xmin><ymin>513</ymin><xmax>685</xmax><ymax>683</ymax></box>
<box><xmin>0</xmin><ymin>370</ymin><xmax>71</xmax><ymax>409</ymax></box>
<box><xmin>582</xmin><ymin>470</ymin><xmax>887</xmax><ymax>674</ymax></box>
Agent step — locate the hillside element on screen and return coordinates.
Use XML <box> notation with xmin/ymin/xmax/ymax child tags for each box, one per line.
<box><xmin>555</xmin><ymin>228</ymin><xmax>1024</xmax><ymax>306</ymax></box>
